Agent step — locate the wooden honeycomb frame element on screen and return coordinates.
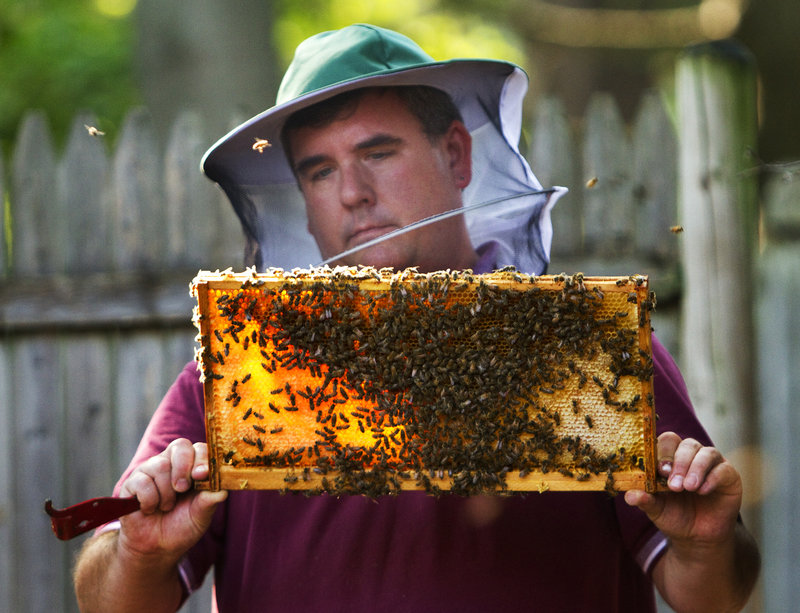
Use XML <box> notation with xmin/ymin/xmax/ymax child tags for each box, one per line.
<box><xmin>192</xmin><ymin>267</ymin><xmax>658</xmax><ymax>496</ymax></box>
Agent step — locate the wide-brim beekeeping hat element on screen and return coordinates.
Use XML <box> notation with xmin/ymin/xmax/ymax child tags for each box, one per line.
<box><xmin>201</xmin><ymin>23</ymin><xmax>565</xmax><ymax>272</ymax></box>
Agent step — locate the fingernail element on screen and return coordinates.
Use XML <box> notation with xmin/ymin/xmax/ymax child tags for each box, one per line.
<box><xmin>685</xmin><ymin>474</ymin><xmax>698</xmax><ymax>489</ymax></box>
<box><xmin>669</xmin><ymin>475</ymin><xmax>683</xmax><ymax>489</ymax></box>
<box><xmin>660</xmin><ymin>461</ymin><xmax>673</xmax><ymax>475</ymax></box>
<box><xmin>175</xmin><ymin>478</ymin><xmax>189</xmax><ymax>491</ymax></box>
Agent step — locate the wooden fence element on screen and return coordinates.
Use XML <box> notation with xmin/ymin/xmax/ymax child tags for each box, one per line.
<box><xmin>0</xmin><ymin>41</ymin><xmax>795</xmax><ymax>612</ymax></box>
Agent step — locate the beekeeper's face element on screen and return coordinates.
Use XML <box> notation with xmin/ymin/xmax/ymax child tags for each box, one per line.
<box><xmin>288</xmin><ymin>89</ymin><xmax>477</xmax><ymax>272</ymax></box>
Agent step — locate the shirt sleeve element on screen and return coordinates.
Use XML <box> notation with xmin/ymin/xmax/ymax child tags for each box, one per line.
<box><xmin>614</xmin><ymin>334</ymin><xmax>713</xmax><ymax>574</ymax></box>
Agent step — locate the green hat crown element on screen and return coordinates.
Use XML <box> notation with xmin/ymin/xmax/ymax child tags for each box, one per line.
<box><xmin>276</xmin><ymin>24</ymin><xmax>436</xmax><ymax>105</ymax></box>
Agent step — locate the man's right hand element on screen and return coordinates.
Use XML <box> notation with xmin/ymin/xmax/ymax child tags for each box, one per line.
<box><xmin>116</xmin><ymin>438</ymin><xmax>228</xmax><ymax>563</ymax></box>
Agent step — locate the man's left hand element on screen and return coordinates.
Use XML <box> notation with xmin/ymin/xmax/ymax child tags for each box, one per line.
<box><xmin>624</xmin><ymin>431</ymin><xmax>742</xmax><ymax>546</ymax></box>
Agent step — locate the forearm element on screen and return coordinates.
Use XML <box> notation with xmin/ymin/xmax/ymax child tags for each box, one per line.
<box><xmin>74</xmin><ymin>530</ymin><xmax>185</xmax><ymax>613</ymax></box>
<box><xmin>654</xmin><ymin>522</ymin><xmax>761</xmax><ymax>613</ymax></box>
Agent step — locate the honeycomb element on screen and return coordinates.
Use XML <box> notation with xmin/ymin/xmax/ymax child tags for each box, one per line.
<box><xmin>192</xmin><ymin>267</ymin><xmax>657</xmax><ymax>496</ymax></box>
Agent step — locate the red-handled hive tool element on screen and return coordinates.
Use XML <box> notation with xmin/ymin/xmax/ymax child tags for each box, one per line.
<box><xmin>44</xmin><ymin>496</ymin><xmax>140</xmax><ymax>540</ymax></box>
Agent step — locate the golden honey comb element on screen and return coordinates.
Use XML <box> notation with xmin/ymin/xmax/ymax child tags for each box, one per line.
<box><xmin>192</xmin><ymin>267</ymin><xmax>657</xmax><ymax>495</ymax></box>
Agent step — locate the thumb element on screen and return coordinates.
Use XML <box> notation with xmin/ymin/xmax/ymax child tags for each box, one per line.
<box><xmin>624</xmin><ymin>489</ymin><xmax>664</xmax><ymax>521</ymax></box>
<box><xmin>190</xmin><ymin>489</ymin><xmax>228</xmax><ymax>531</ymax></box>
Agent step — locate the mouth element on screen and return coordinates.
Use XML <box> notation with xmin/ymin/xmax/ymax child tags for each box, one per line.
<box><xmin>348</xmin><ymin>225</ymin><xmax>397</xmax><ymax>248</ymax></box>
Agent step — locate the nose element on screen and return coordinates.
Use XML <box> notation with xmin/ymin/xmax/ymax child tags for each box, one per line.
<box><xmin>339</xmin><ymin>162</ymin><xmax>375</xmax><ymax>209</ymax></box>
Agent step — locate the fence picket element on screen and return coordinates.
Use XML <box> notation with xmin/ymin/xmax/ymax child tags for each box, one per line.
<box><xmin>112</xmin><ymin>109</ymin><xmax>164</xmax><ymax>271</ymax></box>
<box><xmin>631</xmin><ymin>91</ymin><xmax>679</xmax><ymax>261</ymax></box>
<box><xmin>165</xmin><ymin>111</ymin><xmax>218</xmax><ymax>268</ymax></box>
<box><xmin>11</xmin><ymin>338</ymin><xmax>66</xmax><ymax>612</ymax></box>
<box><xmin>1</xmin><ymin>150</ymin><xmax>6</xmax><ymax>276</ymax></box>
<box><xmin>0</xmin><ymin>343</ymin><xmax>12</xmax><ymax>613</ymax></box>
<box><xmin>757</xmin><ymin>172</ymin><xmax>800</xmax><ymax>613</ymax></box>
<box><xmin>582</xmin><ymin>93</ymin><xmax>633</xmax><ymax>256</ymax></box>
<box><xmin>11</xmin><ymin>111</ymin><xmax>58</xmax><ymax>275</ymax></box>
<box><xmin>58</xmin><ymin>113</ymin><xmax>111</xmax><ymax>274</ymax></box>
<box><xmin>113</xmin><ymin>331</ymin><xmax>173</xmax><ymax>475</ymax></box>
<box><xmin>529</xmin><ymin>96</ymin><xmax>582</xmax><ymax>257</ymax></box>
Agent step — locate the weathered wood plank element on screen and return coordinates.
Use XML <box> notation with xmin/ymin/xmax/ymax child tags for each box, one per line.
<box><xmin>761</xmin><ymin>164</ymin><xmax>800</xmax><ymax>238</ymax></box>
<box><xmin>10</xmin><ymin>111</ymin><xmax>58</xmax><ymax>276</ymax></box>
<box><xmin>113</xmin><ymin>331</ymin><xmax>171</xmax><ymax>474</ymax></box>
<box><xmin>57</xmin><ymin>114</ymin><xmax>111</xmax><ymax>274</ymax></box>
<box><xmin>756</xmin><ymin>174</ymin><xmax>800</xmax><ymax>613</ymax></box>
<box><xmin>582</xmin><ymin>93</ymin><xmax>634</xmax><ymax>256</ymax></box>
<box><xmin>62</xmin><ymin>333</ymin><xmax>114</xmax><ymax>593</ymax></box>
<box><xmin>1</xmin><ymin>149</ymin><xmax>7</xmax><ymax>277</ymax></box>
<box><xmin>631</xmin><ymin>92</ymin><xmax>679</xmax><ymax>260</ymax></box>
<box><xmin>165</xmin><ymin>111</ymin><xmax>220</xmax><ymax>268</ymax></box>
<box><xmin>0</xmin><ymin>342</ymin><xmax>12</xmax><ymax>613</ymax></box>
<box><xmin>529</xmin><ymin>96</ymin><xmax>582</xmax><ymax>257</ymax></box>
<box><xmin>11</xmin><ymin>338</ymin><xmax>66</xmax><ymax>612</ymax></box>
<box><xmin>676</xmin><ymin>41</ymin><xmax>759</xmax><ymax>452</ymax></box>
<box><xmin>111</xmin><ymin>109</ymin><xmax>164</xmax><ymax>271</ymax></box>
<box><xmin>0</xmin><ymin>271</ymin><xmax>197</xmax><ymax>332</ymax></box>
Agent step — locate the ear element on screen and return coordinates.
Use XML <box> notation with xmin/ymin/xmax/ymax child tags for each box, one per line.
<box><xmin>442</xmin><ymin>121</ymin><xmax>472</xmax><ymax>190</ymax></box>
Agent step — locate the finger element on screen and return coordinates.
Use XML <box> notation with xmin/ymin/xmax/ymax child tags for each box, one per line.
<box><xmin>697</xmin><ymin>459</ymin><xmax>741</xmax><ymax>496</ymax></box>
<box><xmin>166</xmin><ymin>438</ymin><xmax>198</xmax><ymax>493</ymax></box>
<box><xmin>192</xmin><ymin>489</ymin><xmax>229</xmax><ymax>527</ymax></box>
<box><xmin>136</xmin><ymin>454</ymin><xmax>178</xmax><ymax>512</ymax></box>
<box><xmin>120</xmin><ymin>468</ymin><xmax>162</xmax><ymax>513</ymax></box>
<box><xmin>623</xmin><ymin>489</ymin><xmax>664</xmax><ymax>521</ymax></box>
<box><xmin>682</xmin><ymin>446</ymin><xmax>724</xmax><ymax>491</ymax></box>
<box><xmin>190</xmin><ymin>442</ymin><xmax>211</xmax><ymax>481</ymax></box>
<box><xmin>669</xmin><ymin>438</ymin><xmax>705</xmax><ymax>491</ymax></box>
<box><xmin>120</xmin><ymin>455</ymin><xmax>174</xmax><ymax>513</ymax></box>
<box><xmin>656</xmin><ymin>431</ymin><xmax>682</xmax><ymax>477</ymax></box>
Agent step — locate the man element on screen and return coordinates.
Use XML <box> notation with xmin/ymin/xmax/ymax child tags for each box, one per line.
<box><xmin>73</xmin><ymin>24</ymin><xmax>759</xmax><ymax>612</ymax></box>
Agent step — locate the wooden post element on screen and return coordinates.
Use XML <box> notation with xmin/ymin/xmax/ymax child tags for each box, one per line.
<box><xmin>675</xmin><ymin>41</ymin><xmax>759</xmax><ymax>454</ymax></box>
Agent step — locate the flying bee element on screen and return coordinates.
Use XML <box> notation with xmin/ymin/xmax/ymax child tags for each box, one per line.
<box><xmin>670</xmin><ymin>225</ymin><xmax>684</xmax><ymax>234</ymax></box>
<box><xmin>252</xmin><ymin>138</ymin><xmax>272</xmax><ymax>153</ymax></box>
<box><xmin>84</xmin><ymin>124</ymin><xmax>105</xmax><ymax>137</ymax></box>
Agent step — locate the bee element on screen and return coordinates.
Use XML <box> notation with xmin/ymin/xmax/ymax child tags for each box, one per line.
<box><xmin>252</xmin><ymin>138</ymin><xmax>272</xmax><ymax>153</ymax></box>
<box><xmin>585</xmin><ymin>176</ymin><xmax>598</xmax><ymax>188</ymax></box>
<box><xmin>670</xmin><ymin>225</ymin><xmax>684</xmax><ymax>234</ymax></box>
<box><xmin>84</xmin><ymin>124</ymin><xmax>105</xmax><ymax>137</ymax></box>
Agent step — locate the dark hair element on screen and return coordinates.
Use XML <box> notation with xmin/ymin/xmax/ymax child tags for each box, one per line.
<box><xmin>281</xmin><ymin>85</ymin><xmax>464</xmax><ymax>168</ymax></box>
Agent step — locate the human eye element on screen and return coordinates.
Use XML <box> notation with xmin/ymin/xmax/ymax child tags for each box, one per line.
<box><xmin>309</xmin><ymin>165</ymin><xmax>334</xmax><ymax>182</ymax></box>
<box><xmin>365</xmin><ymin>149</ymin><xmax>394</xmax><ymax>162</ymax></box>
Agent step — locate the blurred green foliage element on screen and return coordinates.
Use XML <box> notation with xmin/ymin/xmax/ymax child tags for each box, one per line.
<box><xmin>273</xmin><ymin>0</ymin><xmax>526</xmax><ymax>68</ymax></box>
<box><xmin>0</xmin><ymin>0</ymin><xmax>526</xmax><ymax>154</ymax></box>
<box><xmin>0</xmin><ymin>0</ymin><xmax>140</xmax><ymax>152</ymax></box>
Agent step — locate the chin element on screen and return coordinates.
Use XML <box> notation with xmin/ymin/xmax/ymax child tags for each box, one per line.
<box><xmin>346</xmin><ymin>245</ymin><xmax>412</xmax><ymax>271</ymax></box>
